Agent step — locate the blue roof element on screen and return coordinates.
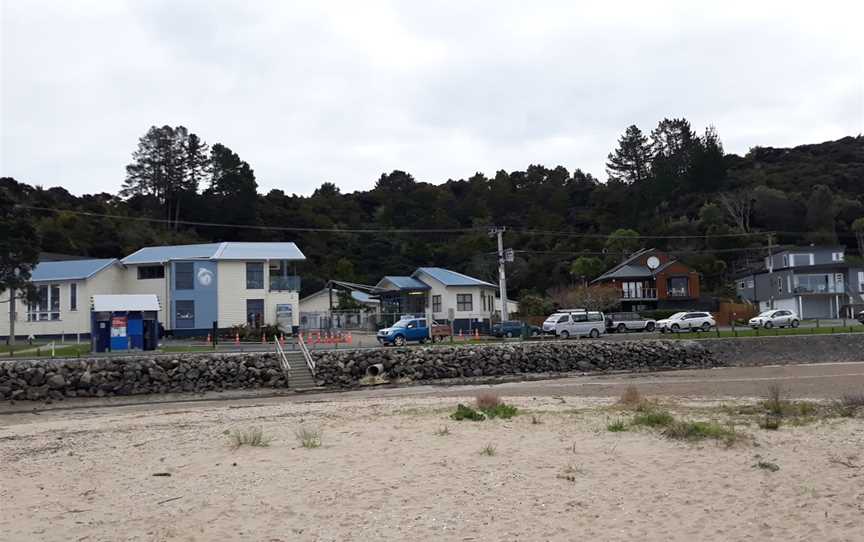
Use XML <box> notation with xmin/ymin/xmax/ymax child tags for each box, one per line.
<box><xmin>380</xmin><ymin>276</ymin><xmax>430</xmax><ymax>290</ymax></box>
<box><xmin>122</xmin><ymin>242</ymin><xmax>305</xmax><ymax>265</ymax></box>
<box><xmin>413</xmin><ymin>267</ymin><xmax>496</xmax><ymax>288</ymax></box>
<box><xmin>30</xmin><ymin>259</ymin><xmax>117</xmax><ymax>282</ymax></box>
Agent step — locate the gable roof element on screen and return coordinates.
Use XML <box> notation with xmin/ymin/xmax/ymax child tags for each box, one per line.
<box><xmin>122</xmin><ymin>242</ymin><xmax>305</xmax><ymax>265</ymax></box>
<box><xmin>301</xmin><ymin>288</ymin><xmax>380</xmax><ymax>304</ymax></box>
<box><xmin>30</xmin><ymin>258</ymin><xmax>117</xmax><ymax>282</ymax></box>
<box><xmin>592</xmin><ymin>249</ymin><xmax>654</xmax><ymax>283</ymax></box>
<box><xmin>413</xmin><ymin>267</ymin><xmax>496</xmax><ymax>288</ymax></box>
<box><xmin>376</xmin><ymin>276</ymin><xmax>430</xmax><ymax>290</ymax></box>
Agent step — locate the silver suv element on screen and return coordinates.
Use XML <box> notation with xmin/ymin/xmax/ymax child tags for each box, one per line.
<box><xmin>749</xmin><ymin>310</ymin><xmax>799</xmax><ymax>329</ymax></box>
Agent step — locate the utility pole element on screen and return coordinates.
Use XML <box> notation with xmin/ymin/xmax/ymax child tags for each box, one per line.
<box><xmin>489</xmin><ymin>227</ymin><xmax>509</xmax><ymax>324</ymax></box>
<box><xmin>766</xmin><ymin>233</ymin><xmax>774</xmax><ymax>310</ymax></box>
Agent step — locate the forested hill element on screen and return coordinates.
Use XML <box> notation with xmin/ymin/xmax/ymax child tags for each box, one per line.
<box><xmin>2</xmin><ymin>121</ymin><xmax>863</xmax><ymax>300</ymax></box>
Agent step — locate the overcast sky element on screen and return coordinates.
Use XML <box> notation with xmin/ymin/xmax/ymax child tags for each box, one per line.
<box><xmin>1</xmin><ymin>0</ymin><xmax>862</xmax><ymax>197</ymax></box>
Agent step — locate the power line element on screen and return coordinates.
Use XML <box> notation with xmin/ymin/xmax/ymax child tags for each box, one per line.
<box><xmin>513</xmin><ymin>246</ymin><xmax>778</xmax><ymax>256</ymax></box>
<box><xmin>510</xmin><ymin>228</ymin><xmax>771</xmax><ymax>239</ymax></box>
<box><xmin>17</xmin><ymin>206</ymin><xmax>481</xmax><ymax>234</ymax></box>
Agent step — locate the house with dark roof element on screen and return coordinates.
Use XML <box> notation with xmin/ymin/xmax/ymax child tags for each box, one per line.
<box><xmin>591</xmin><ymin>249</ymin><xmax>701</xmax><ymax>311</ymax></box>
<box><xmin>373</xmin><ymin>267</ymin><xmax>500</xmax><ymax>332</ymax></box>
<box><xmin>734</xmin><ymin>246</ymin><xmax>864</xmax><ymax>318</ymax></box>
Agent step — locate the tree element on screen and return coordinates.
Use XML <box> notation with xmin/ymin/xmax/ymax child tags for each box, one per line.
<box><xmin>698</xmin><ymin>202</ymin><xmax>724</xmax><ymax>228</ymax></box>
<box><xmin>805</xmin><ymin>184</ymin><xmax>837</xmax><ymax>243</ymax></box>
<box><xmin>569</xmin><ymin>256</ymin><xmax>605</xmax><ymax>285</ymax></box>
<box><xmin>718</xmin><ymin>191</ymin><xmax>754</xmax><ymax>233</ymax></box>
<box><xmin>606</xmin><ymin>125</ymin><xmax>651</xmax><ymax>184</ymax></box>
<box><xmin>853</xmin><ymin>217</ymin><xmax>864</xmax><ymax>257</ymax></box>
<box><xmin>605</xmin><ymin>229</ymin><xmax>641</xmax><ymax>261</ymax></box>
<box><xmin>0</xmin><ymin>185</ymin><xmax>41</xmax><ymax>345</ymax></box>
<box><xmin>516</xmin><ymin>292</ymin><xmax>549</xmax><ymax>317</ymax></box>
<box><xmin>204</xmin><ymin>143</ymin><xmax>258</xmax><ymax>229</ymax></box>
<box><xmin>121</xmin><ymin>125</ymin><xmax>208</xmax><ymax>229</ymax></box>
<box><xmin>547</xmin><ymin>285</ymin><xmax>620</xmax><ymax>311</ymax></box>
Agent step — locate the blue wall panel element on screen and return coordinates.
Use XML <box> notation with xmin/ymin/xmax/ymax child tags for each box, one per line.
<box><xmin>170</xmin><ymin>261</ymin><xmax>218</xmax><ymax>331</ymax></box>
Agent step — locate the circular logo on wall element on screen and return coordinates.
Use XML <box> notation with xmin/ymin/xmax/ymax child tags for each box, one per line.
<box><xmin>197</xmin><ymin>268</ymin><xmax>214</xmax><ymax>287</ymax></box>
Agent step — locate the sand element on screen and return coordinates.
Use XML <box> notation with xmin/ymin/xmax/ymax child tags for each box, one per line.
<box><xmin>1</xmin><ymin>395</ymin><xmax>863</xmax><ymax>541</ymax></box>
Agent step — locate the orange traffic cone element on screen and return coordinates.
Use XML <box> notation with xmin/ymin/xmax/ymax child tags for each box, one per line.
<box><xmin>206</xmin><ymin>333</ymin><xmax>211</xmax><ymax>346</ymax></box>
<box><xmin>347</xmin><ymin>331</ymin><xmax>352</xmax><ymax>344</ymax></box>
<box><xmin>235</xmin><ymin>332</ymin><xmax>240</xmax><ymax>346</ymax></box>
<box><xmin>459</xmin><ymin>329</ymin><xmax>464</xmax><ymax>340</ymax></box>
<box><xmin>474</xmin><ymin>328</ymin><xmax>480</xmax><ymax>339</ymax></box>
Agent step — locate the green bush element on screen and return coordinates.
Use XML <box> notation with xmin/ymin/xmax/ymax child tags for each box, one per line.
<box><xmin>631</xmin><ymin>410</ymin><xmax>675</xmax><ymax>427</ymax></box>
<box><xmin>607</xmin><ymin>419</ymin><xmax>627</xmax><ymax>432</ymax></box>
<box><xmin>451</xmin><ymin>404</ymin><xmax>486</xmax><ymax>421</ymax></box>
<box><xmin>451</xmin><ymin>402</ymin><xmax>519</xmax><ymax>421</ymax></box>
<box><xmin>662</xmin><ymin>421</ymin><xmax>737</xmax><ymax>443</ymax></box>
<box><xmin>483</xmin><ymin>403</ymin><xmax>519</xmax><ymax>419</ymax></box>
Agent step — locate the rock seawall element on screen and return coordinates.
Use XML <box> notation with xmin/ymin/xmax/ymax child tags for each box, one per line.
<box><xmin>314</xmin><ymin>340</ymin><xmax>719</xmax><ymax>388</ymax></box>
<box><xmin>0</xmin><ymin>353</ymin><xmax>286</xmax><ymax>401</ymax></box>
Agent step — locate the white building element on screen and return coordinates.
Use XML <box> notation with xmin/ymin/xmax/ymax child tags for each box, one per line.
<box><xmin>1</xmin><ymin>242</ymin><xmax>306</xmax><ymax>340</ymax></box>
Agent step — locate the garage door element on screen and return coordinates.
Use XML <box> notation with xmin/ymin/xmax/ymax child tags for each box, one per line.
<box><xmin>801</xmin><ymin>297</ymin><xmax>832</xmax><ymax>319</ymax></box>
<box><xmin>772</xmin><ymin>298</ymin><xmax>799</xmax><ymax>313</ymax></box>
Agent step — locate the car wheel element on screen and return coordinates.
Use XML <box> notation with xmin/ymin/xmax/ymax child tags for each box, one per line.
<box><xmin>701</xmin><ymin>322</ymin><xmax>711</xmax><ymax>332</ymax></box>
<box><xmin>671</xmin><ymin>324</ymin><xmax>680</xmax><ymax>332</ymax></box>
<box><xmin>617</xmin><ymin>323</ymin><xmax>626</xmax><ymax>333</ymax></box>
<box><xmin>393</xmin><ymin>335</ymin><xmax>405</xmax><ymax>346</ymax></box>
<box><xmin>589</xmin><ymin>328</ymin><xmax>600</xmax><ymax>339</ymax></box>
<box><xmin>791</xmin><ymin>319</ymin><xmax>799</xmax><ymax>328</ymax></box>
<box><xmin>559</xmin><ymin>330</ymin><xmax>570</xmax><ymax>340</ymax></box>
<box><xmin>764</xmin><ymin>321</ymin><xmax>773</xmax><ymax>329</ymax></box>
<box><xmin>646</xmin><ymin>322</ymin><xmax>656</xmax><ymax>332</ymax></box>
<box><xmin>531</xmin><ymin>329</ymin><xmax>540</xmax><ymax>337</ymax></box>
<box><xmin>505</xmin><ymin>331</ymin><xmax>513</xmax><ymax>338</ymax></box>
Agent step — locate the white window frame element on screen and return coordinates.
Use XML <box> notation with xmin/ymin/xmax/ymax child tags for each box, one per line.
<box><xmin>790</xmin><ymin>253</ymin><xmax>814</xmax><ymax>267</ymax></box>
<box><xmin>832</xmin><ymin>252</ymin><xmax>844</xmax><ymax>262</ymax></box>
<box><xmin>28</xmin><ymin>283</ymin><xmax>62</xmax><ymax>321</ymax></box>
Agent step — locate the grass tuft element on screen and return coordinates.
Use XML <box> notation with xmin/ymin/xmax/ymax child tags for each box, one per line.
<box><xmin>662</xmin><ymin>420</ymin><xmax>738</xmax><ymax>444</ymax></box>
<box><xmin>475</xmin><ymin>392</ymin><xmax>502</xmax><ymax>410</ymax></box>
<box><xmin>755</xmin><ymin>460</ymin><xmax>780</xmax><ymax>472</ymax></box>
<box><xmin>451</xmin><ymin>401</ymin><xmax>518</xmax><ymax>421</ymax></box>
<box><xmin>557</xmin><ymin>464</ymin><xmax>586</xmax><ymax>482</ymax></box>
<box><xmin>764</xmin><ymin>383</ymin><xmax>785</xmax><ymax>416</ymax></box>
<box><xmin>480</xmin><ymin>443</ymin><xmax>497</xmax><ymax>456</ymax></box>
<box><xmin>229</xmin><ymin>426</ymin><xmax>272</xmax><ymax>449</ymax></box>
<box><xmin>295</xmin><ymin>426</ymin><xmax>323</xmax><ymax>449</ymax></box>
<box><xmin>631</xmin><ymin>410</ymin><xmax>675</xmax><ymax>428</ymax></box>
<box><xmin>434</xmin><ymin>426</ymin><xmax>451</xmax><ymax>436</ymax></box>
<box><xmin>607</xmin><ymin>418</ymin><xmax>628</xmax><ymax>432</ymax></box>
<box><xmin>451</xmin><ymin>404</ymin><xmax>486</xmax><ymax>421</ymax></box>
<box><xmin>482</xmin><ymin>403</ymin><xmax>519</xmax><ymax>419</ymax></box>
<box><xmin>531</xmin><ymin>415</ymin><xmax>542</xmax><ymax>425</ymax></box>
<box><xmin>618</xmin><ymin>385</ymin><xmax>643</xmax><ymax>407</ymax></box>
<box><xmin>758</xmin><ymin>415</ymin><xmax>782</xmax><ymax>430</ymax></box>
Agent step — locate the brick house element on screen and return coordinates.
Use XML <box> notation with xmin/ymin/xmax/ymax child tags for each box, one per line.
<box><xmin>591</xmin><ymin>248</ymin><xmax>701</xmax><ymax>311</ymax></box>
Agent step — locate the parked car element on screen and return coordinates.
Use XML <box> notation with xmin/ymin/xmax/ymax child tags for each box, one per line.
<box><xmin>543</xmin><ymin>309</ymin><xmax>605</xmax><ymax>339</ymax></box>
<box><xmin>748</xmin><ymin>309</ymin><xmax>800</xmax><ymax>329</ymax></box>
<box><xmin>856</xmin><ymin>311</ymin><xmax>864</xmax><ymax>325</ymax></box>
<box><xmin>492</xmin><ymin>320</ymin><xmax>541</xmax><ymax>338</ymax></box>
<box><xmin>605</xmin><ymin>312</ymin><xmax>656</xmax><ymax>333</ymax></box>
<box><xmin>657</xmin><ymin>311</ymin><xmax>716</xmax><ymax>333</ymax></box>
<box><xmin>376</xmin><ymin>318</ymin><xmax>450</xmax><ymax>346</ymax></box>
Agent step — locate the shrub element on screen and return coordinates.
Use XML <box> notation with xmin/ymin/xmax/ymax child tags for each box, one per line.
<box><xmin>480</xmin><ymin>443</ymin><xmax>497</xmax><ymax>456</ymax></box>
<box><xmin>662</xmin><ymin>421</ymin><xmax>737</xmax><ymax>443</ymax></box>
<box><xmin>483</xmin><ymin>403</ymin><xmax>519</xmax><ymax>419</ymax></box>
<box><xmin>229</xmin><ymin>426</ymin><xmax>272</xmax><ymax>448</ymax></box>
<box><xmin>475</xmin><ymin>392</ymin><xmax>501</xmax><ymax>410</ymax></box>
<box><xmin>607</xmin><ymin>418</ymin><xmax>627</xmax><ymax>432</ymax></box>
<box><xmin>759</xmin><ymin>415</ymin><xmax>781</xmax><ymax>430</ymax></box>
<box><xmin>451</xmin><ymin>404</ymin><xmax>486</xmax><ymax>421</ymax></box>
<box><xmin>618</xmin><ymin>385</ymin><xmax>642</xmax><ymax>407</ymax></box>
<box><xmin>764</xmin><ymin>383</ymin><xmax>785</xmax><ymax>416</ymax></box>
<box><xmin>632</xmin><ymin>410</ymin><xmax>675</xmax><ymax>428</ymax></box>
<box><xmin>755</xmin><ymin>460</ymin><xmax>780</xmax><ymax>472</ymax></box>
<box><xmin>841</xmin><ymin>393</ymin><xmax>864</xmax><ymax>409</ymax></box>
<box><xmin>531</xmin><ymin>415</ymin><xmax>542</xmax><ymax>425</ymax></box>
<box><xmin>295</xmin><ymin>426</ymin><xmax>323</xmax><ymax>448</ymax></box>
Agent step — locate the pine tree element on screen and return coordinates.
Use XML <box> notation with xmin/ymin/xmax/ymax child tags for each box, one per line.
<box><xmin>606</xmin><ymin>125</ymin><xmax>651</xmax><ymax>184</ymax></box>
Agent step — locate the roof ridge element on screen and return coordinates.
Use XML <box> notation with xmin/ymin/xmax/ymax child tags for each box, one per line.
<box><xmin>212</xmin><ymin>242</ymin><xmax>229</xmax><ymax>259</ymax></box>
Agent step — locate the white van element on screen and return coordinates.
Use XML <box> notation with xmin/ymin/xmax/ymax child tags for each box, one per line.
<box><xmin>542</xmin><ymin>309</ymin><xmax>605</xmax><ymax>339</ymax></box>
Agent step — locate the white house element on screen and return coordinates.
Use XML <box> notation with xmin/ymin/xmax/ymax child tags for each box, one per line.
<box><xmin>374</xmin><ymin>267</ymin><xmax>502</xmax><ymax>332</ymax></box>
<box><xmin>1</xmin><ymin>242</ymin><xmax>306</xmax><ymax>341</ymax></box>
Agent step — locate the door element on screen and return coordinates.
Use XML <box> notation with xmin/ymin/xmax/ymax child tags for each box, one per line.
<box><xmin>95</xmin><ymin>320</ymin><xmax>110</xmax><ymax>352</ymax></box>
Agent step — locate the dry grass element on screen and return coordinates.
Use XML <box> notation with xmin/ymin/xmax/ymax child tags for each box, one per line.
<box><xmin>480</xmin><ymin>443</ymin><xmax>497</xmax><ymax>456</ymax></box>
<box><xmin>295</xmin><ymin>426</ymin><xmax>323</xmax><ymax>449</ymax></box>
<box><xmin>618</xmin><ymin>385</ymin><xmax>643</xmax><ymax>407</ymax></box>
<box><xmin>229</xmin><ymin>426</ymin><xmax>272</xmax><ymax>449</ymax></box>
<box><xmin>475</xmin><ymin>392</ymin><xmax>502</xmax><ymax>410</ymax></box>
<box><xmin>434</xmin><ymin>426</ymin><xmax>450</xmax><ymax>436</ymax></box>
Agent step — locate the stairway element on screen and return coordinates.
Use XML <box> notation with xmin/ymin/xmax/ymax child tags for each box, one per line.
<box><xmin>284</xmin><ymin>352</ymin><xmax>318</xmax><ymax>390</ymax></box>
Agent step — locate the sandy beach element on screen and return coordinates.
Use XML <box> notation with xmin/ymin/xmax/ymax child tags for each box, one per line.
<box><xmin>2</xmin><ymin>393</ymin><xmax>863</xmax><ymax>541</ymax></box>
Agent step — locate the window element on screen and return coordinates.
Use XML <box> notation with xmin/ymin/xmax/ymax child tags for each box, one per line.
<box><xmin>269</xmin><ymin>260</ymin><xmax>300</xmax><ymax>291</ymax></box>
<box><xmin>175</xmin><ymin>263</ymin><xmax>194</xmax><ymax>290</ymax></box>
<box><xmin>246</xmin><ymin>262</ymin><xmax>264</xmax><ymax>289</ymax></box>
<box><xmin>70</xmin><ymin>283</ymin><xmax>77</xmax><ymax>311</ymax></box>
<box><xmin>859</xmin><ymin>271</ymin><xmax>864</xmax><ymax>292</ymax></box>
<box><xmin>28</xmin><ymin>284</ymin><xmax>61</xmax><ymax>321</ymax></box>
<box><xmin>175</xmin><ymin>300</ymin><xmax>195</xmax><ymax>328</ymax></box>
<box><xmin>777</xmin><ymin>277</ymin><xmax>783</xmax><ymax>294</ymax></box>
<box><xmin>782</xmin><ymin>254</ymin><xmax>789</xmax><ymax>267</ymax></box>
<box><xmin>557</xmin><ymin>315</ymin><xmax>569</xmax><ymax>323</ymax></box>
<box><xmin>246</xmin><ymin>299</ymin><xmax>264</xmax><ymax>327</ymax></box>
<box><xmin>790</xmin><ymin>253</ymin><xmax>813</xmax><ymax>267</ymax></box>
<box><xmin>137</xmin><ymin>265</ymin><xmax>165</xmax><ymax>279</ymax></box>
<box><xmin>432</xmin><ymin>295</ymin><xmax>442</xmax><ymax>313</ymax></box>
<box><xmin>832</xmin><ymin>252</ymin><xmax>844</xmax><ymax>262</ymax></box>
<box><xmin>667</xmin><ymin>277</ymin><xmax>689</xmax><ymax>297</ymax></box>
<box><xmin>456</xmin><ymin>294</ymin><xmax>473</xmax><ymax>312</ymax></box>
<box><xmin>482</xmin><ymin>294</ymin><xmax>486</xmax><ymax>312</ymax></box>
<box><xmin>747</xmin><ymin>279</ymin><xmax>754</xmax><ymax>288</ymax></box>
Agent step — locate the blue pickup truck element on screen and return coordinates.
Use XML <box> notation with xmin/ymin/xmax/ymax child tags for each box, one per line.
<box><xmin>376</xmin><ymin>318</ymin><xmax>450</xmax><ymax>346</ymax></box>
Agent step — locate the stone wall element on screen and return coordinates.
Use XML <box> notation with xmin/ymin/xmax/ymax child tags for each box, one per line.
<box><xmin>313</xmin><ymin>340</ymin><xmax>719</xmax><ymax>388</ymax></box>
<box><xmin>0</xmin><ymin>353</ymin><xmax>286</xmax><ymax>401</ymax></box>
<box><xmin>699</xmin><ymin>333</ymin><xmax>864</xmax><ymax>367</ymax></box>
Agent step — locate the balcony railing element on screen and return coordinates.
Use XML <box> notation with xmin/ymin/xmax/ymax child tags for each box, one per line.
<box><xmin>667</xmin><ymin>289</ymin><xmax>691</xmax><ymax>298</ymax></box>
<box><xmin>621</xmin><ymin>288</ymin><xmax>658</xmax><ymax>300</ymax></box>
<box><xmin>793</xmin><ymin>285</ymin><xmax>845</xmax><ymax>294</ymax></box>
<box><xmin>269</xmin><ymin>275</ymin><xmax>301</xmax><ymax>292</ymax></box>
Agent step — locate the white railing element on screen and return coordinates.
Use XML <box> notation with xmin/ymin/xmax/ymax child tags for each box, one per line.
<box><xmin>297</xmin><ymin>334</ymin><xmax>316</xmax><ymax>376</ymax></box>
<box><xmin>274</xmin><ymin>338</ymin><xmax>291</xmax><ymax>374</ymax></box>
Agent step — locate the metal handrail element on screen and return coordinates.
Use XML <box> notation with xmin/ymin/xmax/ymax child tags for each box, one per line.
<box><xmin>274</xmin><ymin>338</ymin><xmax>291</xmax><ymax>373</ymax></box>
<box><xmin>297</xmin><ymin>334</ymin><xmax>316</xmax><ymax>376</ymax></box>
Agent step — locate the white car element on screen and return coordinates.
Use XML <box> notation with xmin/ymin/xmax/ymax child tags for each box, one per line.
<box><xmin>749</xmin><ymin>310</ymin><xmax>799</xmax><ymax>329</ymax></box>
<box><xmin>657</xmin><ymin>311</ymin><xmax>716</xmax><ymax>333</ymax></box>
<box><xmin>542</xmin><ymin>309</ymin><xmax>605</xmax><ymax>339</ymax></box>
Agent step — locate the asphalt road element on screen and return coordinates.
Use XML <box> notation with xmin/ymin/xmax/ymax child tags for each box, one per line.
<box><xmin>2</xmin><ymin>361</ymin><xmax>863</xmax><ymax>426</ymax></box>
